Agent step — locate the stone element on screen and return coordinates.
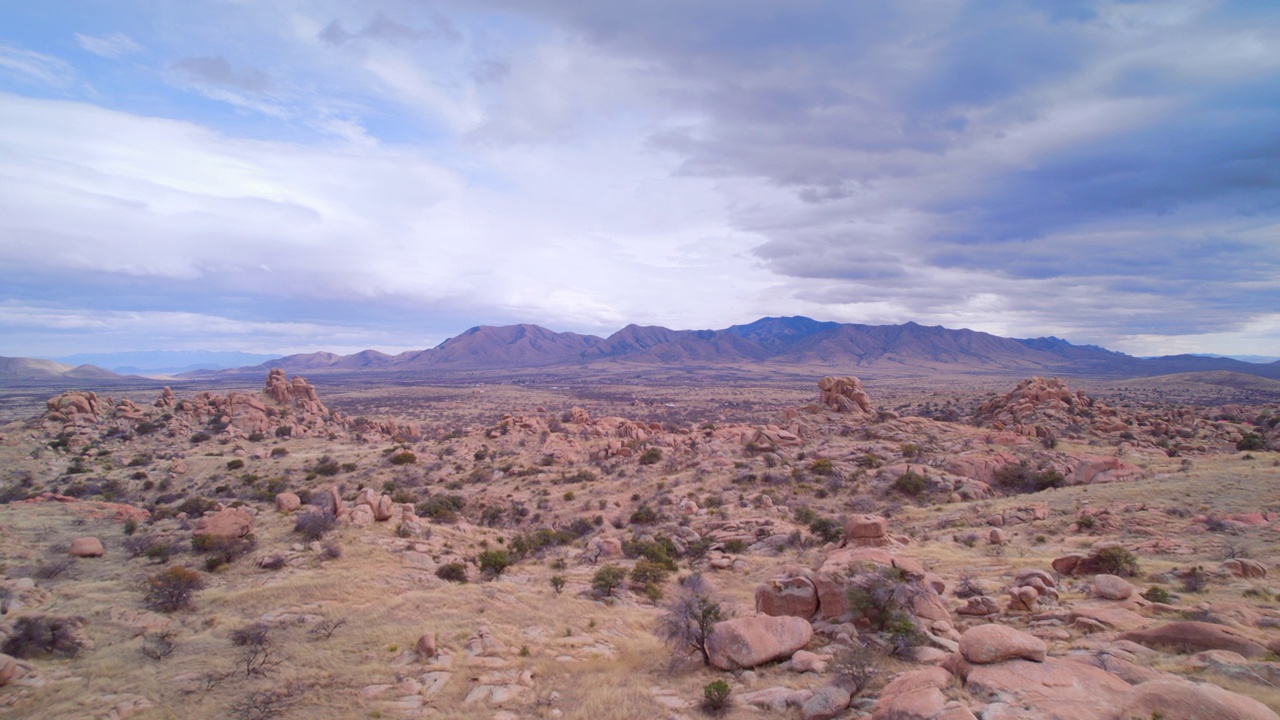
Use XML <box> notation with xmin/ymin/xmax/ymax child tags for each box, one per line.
<box><xmin>416</xmin><ymin>632</ymin><xmax>437</xmax><ymax>661</ymax></box>
<box><xmin>1091</xmin><ymin>574</ymin><xmax>1134</xmax><ymax>601</ymax></box>
<box><xmin>69</xmin><ymin>536</ymin><xmax>104</xmax><ymax>557</ymax></box>
<box><xmin>1222</xmin><ymin>558</ymin><xmax>1268</xmax><ymax>579</ymax></box>
<box><xmin>960</xmin><ymin>624</ymin><xmax>1047</xmax><ymax>664</ymax></box>
<box><xmin>844</xmin><ymin>514</ymin><xmax>890</xmax><ymax>547</ymax></box>
<box><xmin>274</xmin><ymin>492</ymin><xmax>301</xmax><ymax>513</ymax></box>
<box><xmin>964</xmin><ymin>657</ymin><xmax>1132</xmax><ymax>720</ymax></box>
<box><xmin>193</xmin><ymin>507</ymin><xmax>253</xmax><ymax>538</ymax></box>
<box><xmin>736</xmin><ymin>686</ymin><xmax>814</xmax><ymax>710</ymax></box>
<box><xmin>816</xmin><ymin>376</ymin><xmax>873</xmax><ymax>414</ymax></box>
<box><xmin>706</xmin><ymin>615</ymin><xmax>813</xmax><ymax>670</ymax></box>
<box><xmin>790</xmin><ymin>649</ymin><xmax>827</xmax><ymax>673</ymax></box>
<box><xmin>801</xmin><ymin>685</ymin><xmax>851</xmax><ymax>720</ymax></box>
<box><xmin>957</xmin><ymin>596</ymin><xmax>1000</xmax><ymax>616</ymax></box>
<box><xmin>1119</xmin><ymin>621</ymin><xmax>1270</xmax><ymax>658</ymax></box>
<box><xmin>0</xmin><ymin>654</ymin><xmax>17</xmax><ymax>686</ymax></box>
<box><xmin>1121</xmin><ymin>678</ymin><xmax>1280</xmax><ymax>720</ymax></box>
<box><xmin>756</xmin><ymin>573</ymin><xmax>819</xmax><ymax>619</ymax></box>
<box><xmin>870</xmin><ymin>666</ymin><xmax>951</xmax><ymax>720</ymax></box>
<box><xmin>374</xmin><ymin>494</ymin><xmax>395</xmax><ymax>522</ymax></box>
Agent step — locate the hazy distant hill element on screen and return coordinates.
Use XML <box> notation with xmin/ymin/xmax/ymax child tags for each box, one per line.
<box><xmin>179</xmin><ymin>316</ymin><xmax>1280</xmax><ymax>380</ymax></box>
<box><xmin>0</xmin><ymin>356</ymin><xmax>125</xmax><ymax>381</ymax></box>
<box><xmin>54</xmin><ymin>350</ymin><xmax>280</xmax><ymax>375</ymax></box>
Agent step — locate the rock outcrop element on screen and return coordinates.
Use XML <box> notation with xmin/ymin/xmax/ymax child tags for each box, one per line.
<box><xmin>706</xmin><ymin>615</ymin><xmax>813</xmax><ymax>670</ymax></box>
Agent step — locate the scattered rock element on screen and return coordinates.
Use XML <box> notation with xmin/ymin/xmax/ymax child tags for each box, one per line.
<box><xmin>192</xmin><ymin>507</ymin><xmax>253</xmax><ymax>538</ymax></box>
<box><xmin>1121</xmin><ymin>678</ymin><xmax>1280</xmax><ymax>720</ymax></box>
<box><xmin>1091</xmin><ymin>574</ymin><xmax>1134</xmax><ymax>601</ymax></box>
<box><xmin>69</xmin><ymin>536</ymin><xmax>104</xmax><ymax>558</ymax></box>
<box><xmin>959</xmin><ymin>624</ymin><xmax>1046</xmax><ymax>664</ymax></box>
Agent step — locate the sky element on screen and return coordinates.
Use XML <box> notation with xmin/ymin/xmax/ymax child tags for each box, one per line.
<box><xmin>1</xmin><ymin>0</ymin><xmax>1279</xmax><ymax>359</ymax></box>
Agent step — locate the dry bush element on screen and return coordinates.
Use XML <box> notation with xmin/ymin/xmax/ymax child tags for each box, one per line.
<box><xmin>143</xmin><ymin>565</ymin><xmax>205</xmax><ymax>612</ymax></box>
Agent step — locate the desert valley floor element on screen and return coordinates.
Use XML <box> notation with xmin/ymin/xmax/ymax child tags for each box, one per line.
<box><xmin>1</xmin><ymin>366</ymin><xmax>1280</xmax><ymax>720</ymax></box>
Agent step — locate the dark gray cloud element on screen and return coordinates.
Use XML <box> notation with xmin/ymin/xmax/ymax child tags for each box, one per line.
<box><xmin>172</xmin><ymin>56</ymin><xmax>271</xmax><ymax>93</ymax></box>
<box><xmin>320</xmin><ymin>11</ymin><xmax>457</xmax><ymax>47</ymax></box>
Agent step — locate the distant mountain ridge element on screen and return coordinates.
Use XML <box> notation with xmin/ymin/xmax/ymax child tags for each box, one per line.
<box><xmin>0</xmin><ymin>356</ymin><xmax>126</xmax><ymax>381</ymax></box>
<box><xmin>184</xmin><ymin>316</ymin><xmax>1280</xmax><ymax>380</ymax></box>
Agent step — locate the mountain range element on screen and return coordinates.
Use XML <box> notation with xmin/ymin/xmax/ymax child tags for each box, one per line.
<box><xmin>180</xmin><ymin>317</ymin><xmax>1280</xmax><ymax>380</ymax></box>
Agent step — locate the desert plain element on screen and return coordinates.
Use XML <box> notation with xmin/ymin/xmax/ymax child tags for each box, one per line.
<box><xmin>1</xmin><ymin>364</ymin><xmax>1279</xmax><ymax>720</ymax></box>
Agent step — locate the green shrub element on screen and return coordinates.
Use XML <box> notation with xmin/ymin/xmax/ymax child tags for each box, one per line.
<box><xmin>809</xmin><ymin>516</ymin><xmax>843</xmax><ymax>544</ymax></box>
<box><xmin>269</xmin><ymin>447</ymin><xmax>288</xmax><ymax>458</ymax></box>
<box><xmin>550</xmin><ymin>575</ymin><xmax>566</xmax><ymax>595</ymax></box>
<box><xmin>639</xmin><ymin>448</ymin><xmax>662</xmax><ymax>465</ymax></box>
<box><xmin>1141</xmin><ymin>586</ymin><xmax>1171</xmax><ymax>604</ymax></box>
<box><xmin>477</xmin><ymin>549</ymin><xmax>511</xmax><ymax>577</ymax></box>
<box><xmin>630</xmin><ymin>504</ymin><xmax>659</xmax><ymax>525</ymax></box>
<box><xmin>226</xmin><ymin>459</ymin><xmax>245</xmax><ymax>470</ymax></box>
<box><xmin>702</xmin><ymin>680</ymin><xmax>732</xmax><ymax>714</ymax></box>
<box><xmin>892</xmin><ymin>471</ymin><xmax>928</xmax><ymax>497</ymax></box>
<box><xmin>592</xmin><ymin>565</ymin><xmax>627</xmax><ymax>596</ymax></box>
<box><xmin>1237</xmin><ymin>432</ymin><xmax>1267</xmax><ymax>451</ymax></box>
<box><xmin>1097</xmin><ymin>546</ymin><xmax>1139</xmax><ymax>577</ymax></box>
<box><xmin>390</xmin><ymin>451</ymin><xmax>417</xmax><ymax>466</ymax></box>
<box><xmin>435</xmin><ymin>562</ymin><xmax>468</xmax><ymax>583</ymax></box>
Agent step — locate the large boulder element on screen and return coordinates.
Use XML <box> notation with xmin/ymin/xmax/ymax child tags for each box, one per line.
<box><xmin>274</xmin><ymin>492</ymin><xmax>301</xmax><ymax>513</ymax></box>
<box><xmin>706</xmin><ymin>615</ymin><xmax>813</xmax><ymax>670</ymax></box>
<box><xmin>960</xmin><ymin>624</ymin><xmax>1046</xmax><ymax>664</ymax></box>
<box><xmin>69</xmin><ymin>536</ymin><xmax>104</xmax><ymax>558</ymax></box>
<box><xmin>843</xmin><ymin>515</ymin><xmax>889</xmax><ymax>547</ymax></box>
<box><xmin>1121</xmin><ymin>678</ymin><xmax>1280</xmax><ymax>720</ymax></box>
<box><xmin>756</xmin><ymin>572</ymin><xmax>819</xmax><ymax>619</ymax></box>
<box><xmin>193</xmin><ymin>508</ymin><xmax>254</xmax><ymax>538</ymax></box>
<box><xmin>1119</xmin><ymin>621</ymin><xmax>1270</xmax><ymax>658</ymax></box>
<box><xmin>1091</xmin><ymin>574</ymin><xmax>1134</xmax><ymax>601</ymax></box>
<box><xmin>801</xmin><ymin>685</ymin><xmax>851</xmax><ymax>720</ymax></box>
<box><xmin>963</xmin><ymin>657</ymin><xmax>1132</xmax><ymax>720</ymax></box>
<box><xmin>817</xmin><ymin>376</ymin><xmax>873</xmax><ymax>414</ymax></box>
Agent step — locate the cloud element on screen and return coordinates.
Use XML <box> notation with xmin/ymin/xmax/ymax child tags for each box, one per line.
<box><xmin>172</xmin><ymin>55</ymin><xmax>272</xmax><ymax>93</ymax></box>
<box><xmin>74</xmin><ymin>32</ymin><xmax>142</xmax><ymax>59</ymax></box>
<box><xmin>0</xmin><ymin>42</ymin><xmax>74</xmax><ymax>87</ymax></box>
<box><xmin>319</xmin><ymin>11</ymin><xmax>457</xmax><ymax>47</ymax></box>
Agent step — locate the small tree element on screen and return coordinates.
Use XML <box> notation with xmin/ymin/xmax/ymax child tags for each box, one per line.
<box><xmin>657</xmin><ymin>574</ymin><xmax>726</xmax><ymax>667</ymax></box>
<box><xmin>550</xmin><ymin>575</ymin><xmax>566</xmax><ymax>595</ymax></box>
<box><xmin>591</xmin><ymin>565</ymin><xmax>627</xmax><ymax>597</ymax></box>
<box><xmin>478</xmin><ymin>549</ymin><xmax>511</xmax><ymax>577</ymax></box>
<box><xmin>143</xmin><ymin>566</ymin><xmax>205</xmax><ymax>612</ymax></box>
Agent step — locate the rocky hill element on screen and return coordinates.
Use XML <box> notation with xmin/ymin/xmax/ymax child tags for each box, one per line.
<box><xmin>187</xmin><ymin>317</ymin><xmax>1280</xmax><ymax>380</ymax></box>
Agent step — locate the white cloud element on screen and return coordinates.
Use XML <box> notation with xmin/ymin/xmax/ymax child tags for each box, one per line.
<box><xmin>0</xmin><ymin>42</ymin><xmax>74</xmax><ymax>87</ymax></box>
<box><xmin>74</xmin><ymin>32</ymin><xmax>143</xmax><ymax>59</ymax></box>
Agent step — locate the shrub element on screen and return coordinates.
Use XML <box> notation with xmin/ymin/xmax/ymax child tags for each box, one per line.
<box><xmin>630</xmin><ymin>559</ymin><xmax>671</xmax><ymax>591</ymax></box>
<box><xmin>226</xmin><ymin>459</ymin><xmax>245</xmax><ymax>470</ymax></box>
<box><xmin>1097</xmin><ymin>546</ymin><xmax>1139</xmax><ymax>577</ymax></box>
<box><xmin>123</xmin><ymin>519</ymin><xmax>138</xmax><ymax>536</ymax></box>
<box><xmin>630</xmin><ymin>504</ymin><xmax>659</xmax><ymax>525</ymax></box>
<box><xmin>721</xmin><ymin>538</ymin><xmax>748</xmax><ymax>554</ymax></box>
<box><xmin>269</xmin><ymin>447</ymin><xmax>288</xmax><ymax>458</ymax></box>
<box><xmin>831</xmin><ymin>642</ymin><xmax>883</xmax><ymax>695</ymax></box>
<box><xmin>1181</xmin><ymin>568</ymin><xmax>1208</xmax><ymax>593</ymax></box>
<box><xmin>390</xmin><ymin>451</ymin><xmax>417</xmax><ymax>466</ymax></box>
<box><xmin>436</xmin><ymin>562</ymin><xmax>468</xmax><ymax>583</ymax></box>
<box><xmin>809</xmin><ymin>516</ymin><xmax>843</xmax><ymax>544</ymax></box>
<box><xmin>658</xmin><ymin>575</ymin><xmax>726</xmax><ymax>666</ymax></box>
<box><xmin>174</xmin><ymin>496</ymin><xmax>219</xmax><ymax>518</ymax></box>
<box><xmin>230</xmin><ymin>622</ymin><xmax>271</xmax><ymax>647</ymax></box>
<box><xmin>639</xmin><ymin>448</ymin><xmax>662</xmax><ymax>465</ymax></box>
<box><xmin>550</xmin><ymin>575</ymin><xmax>566</xmax><ymax>595</ymax></box>
<box><xmin>592</xmin><ymin>565</ymin><xmax>627</xmax><ymax>596</ymax></box>
<box><xmin>808</xmin><ymin>458</ymin><xmax>834</xmax><ymax>476</ymax></box>
<box><xmin>892</xmin><ymin>471</ymin><xmax>928</xmax><ymax>497</ymax></box>
<box><xmin>1237</xmin><ymin>432</ymin><xmax>1267</xmax><ymax>451</ymax></box>
<box><xmin>143</xmin><ymin>566</ymin><xmax>205</xmax><ymax>612</ymax></box>
<box><xmin>321</xmin><ymin>540</ymin><xmax>342</xmax><ymax>560</ymax></box>
<box><xmin>994</xmin><ymin>463</ymin><xmax>1065</xmax><ymax>493</ymax></box>
<box><xmin>2</xmin><ymin>616</ymin><xmax>83</xmax><ymax>659</ymax></box>
<box><xmin>702</xmin><ymin>680</ymin><xmax>731</xmax><ymax>714</ymax></box>
<box><xmin>1141</xmin><ymin>586</ymin><xmax>1172</xmax><ymax>604</ymax></box>
<box><xmin>477</xmin><ymin>549</ymin><xmax>511</xmax><ymax>577</ymax></box>
<box><xmin>294</xmin><ymin>512</ymin><xmax>335</xmax><ymax>542</ymax></box>
<box><xmin>311</xmin><ymin>456</ymin><xmax>340</xmax><ymax>476</ymax></box>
